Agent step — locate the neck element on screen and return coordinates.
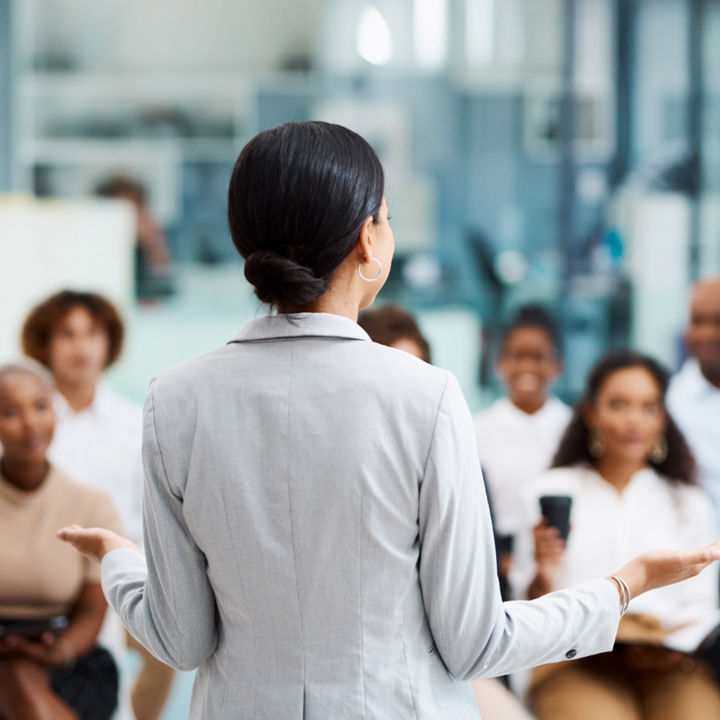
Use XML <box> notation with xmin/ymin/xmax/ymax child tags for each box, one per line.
<box><xmin>593</xmin><ymin>455</ymin><xmax>646</xmax><ymax>494</ymax></box>
<box><xmin>511</xmin><ymin>396</ymin><xmax>548</xmax><ymax>415</ymax></box>
<box><xmin>288</xmin><ymin>289</ymin><xmax>362</xmax><ymax>323</ymax></box>
<box><xmin>56</xmin><ymin>379</ymin><xmax>97</xmax><ymax>413</ymax></box>
<box><xmin>699</xmin><ymin>365</ymin><xmax>720</xmax><ymax>390</ymax></box>
<box><xmin>0</xmin><ymin>455</ymin><xmax>49</xmax><ymax>492</ymax></box>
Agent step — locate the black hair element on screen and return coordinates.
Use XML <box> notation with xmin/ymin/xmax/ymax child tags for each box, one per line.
<box><xmin>95</xmin><ymin>175</ymin><xmax>147</xmax><ymax>205</ymax></box>
<box><xmin>22</xmin><ymin>290</ymin><xmax>125</xmax><ymax>369</ymax></box>
<box><xmin>499</xmin><ymin>304</ymin><xmax>561</xmax><ymax>356</ymax></box>
<box><xmin>227</xmin><ymin>121</ymin><xmax>385</xmax><ymax>310</ymax></box>
<box><xmin>552</xmin><ymin>350</ymin><xmax>697</xmax><ymax>484</ymax></box>
<box><xmin>358</xmin><ymin>304</ymin><xmax>432</xmax><ymax>363</ymax></box>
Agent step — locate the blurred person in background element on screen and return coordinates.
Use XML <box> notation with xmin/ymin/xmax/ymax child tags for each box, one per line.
<box><xmin>95</xmin><ymin>175</ymin><xmax>175</xmax><ymax>301</ymax></box>
<box><xmin>668</xmin><ymin>277</ymin><xmax>720</xmax><ymax>531</ymax></box>
<box><xmin>22</xmin><ymin>291</ymin><xmax>175</xmax><ymax>720</ymax></box>
<box><xmin>357</xmin><ymin>303</ymin><xmax>431</xmax><ymax>362</ymax></box>
<box><xmin>473</xmin><ymin>305</ymin><xmax>571</xmax><ymax>593</ymax></box>
<box><xmin>359</xmin><ymin>303</ymin><xmax>534</xmax><ymax>720</ymax></box>
<box><xmin>0</xmin><ymin>361</ymin><xmax>121</xmax><ymax>720</ymax></box>
<box><xmin>512</xmin><ymin>350</ymin><xmax>720</xmax><ymax>720</ymax></box>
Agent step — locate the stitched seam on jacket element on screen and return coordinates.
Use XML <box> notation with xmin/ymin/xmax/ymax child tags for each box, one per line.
<box><xmin>149</xmin><ymin>383</ymin><xmax>172</xmax><ymax>491</ymax></box>
<box><xmin>401</xmin><ymin>601</ymin><xmax>420</xmax><ymax>720</ymax></box>
<box><xmin>148</xmin><ymin>384</ymin><xmax>185</xmax><ymax>644</ymax></box>
<box><xmin>284</xmin><ymin>342</ymin><xmax>307</xmax><ymax>701</ymax></box>
<box><xmin>219</xmin><ymin>494</ymin><xmax>257</xmax><ymax>714</ymax></box>
<box><xmin>359</xmin><ymin>471</ymin><xmax>368</xmax><ymax>719</ymax></box>
<box><xmin>419</xmin><ymin>372</ymin><xmax>451</xmax><ymax>482</ymax></box>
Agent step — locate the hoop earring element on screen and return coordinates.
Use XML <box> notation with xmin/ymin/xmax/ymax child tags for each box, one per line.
<box><xmin>588</xmin><ymin>429</ymin><xmax>606</xmax><ymax>458</ymax></box>
<box><xmin>649</xmin><ymin>434</ymin><xmax>668</xmax><ymax>464</ymax></box>
<box><xmin>358</xmin><ymin>257</ymin><xmax>383</xmax><ymax>282</ymax></box>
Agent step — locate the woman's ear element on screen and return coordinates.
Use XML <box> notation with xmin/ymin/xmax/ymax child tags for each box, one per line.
<box><xmin>355</xmin><ymin>215</ymin><xmax>375</xmax><ymax>260</ymax></box>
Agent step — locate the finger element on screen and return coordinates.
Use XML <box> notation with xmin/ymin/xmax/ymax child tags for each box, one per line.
<box><xmin>56</xmin><ymin>524</ymin><xmax>85</xmax><ymax>543</ymax></box>
<box><xmin>13</xmin><ymin>638</ymin><xmax>44</xmax><ymax>659</ymax></box>
<box><xmin>682</xmin><ymin>545</ymin><xmax>720</xmax><ymax>573</ymax></box>
<box><xmin>693</xmin><ymin>540</ymin><xmax>720</xmax><ymax>564</ymax></box>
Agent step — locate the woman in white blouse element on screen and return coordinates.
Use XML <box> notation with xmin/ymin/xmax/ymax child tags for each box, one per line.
<box><xmin>513</xmin><ymin>350</ymin><xmax>720</xmax><ymax>720</ymax></box>
<box><xmin>54</xmin><ymin>122</ymin><xmax>720</xmax><ymax>720</ymax></box>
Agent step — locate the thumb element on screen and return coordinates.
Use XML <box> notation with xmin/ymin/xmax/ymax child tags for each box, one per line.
<box><xmin>56</xmin><ymin>524</ymin><xmax>86</xmax><ymax>546</ymax></box>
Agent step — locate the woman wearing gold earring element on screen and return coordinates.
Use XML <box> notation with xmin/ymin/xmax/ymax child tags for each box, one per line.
<box><xmin>513</xmin><ymin>350</ymin><xmax>720</xmax><ymax>720</ymax></box>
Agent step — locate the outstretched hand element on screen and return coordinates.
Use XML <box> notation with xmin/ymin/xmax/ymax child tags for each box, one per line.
<box><xmin>613</xmin><ymin>538</ymin><xmax>720</xmax><ymax>600</ymax></box>
<box><xmin>57</xmin><ymin>525</ymin><xmax>139</xmax><ymax>563</ymax></box>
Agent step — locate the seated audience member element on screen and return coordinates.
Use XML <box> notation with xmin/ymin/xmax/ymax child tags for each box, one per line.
<box><xmin>358</xmin><ymin>304</ymin><xmax>431</xmax><ymax>362</ymax></box>
<box><xmin>360</xmin><ymin>304</ymin><xmax>534</xmax><ymax>720</ymax></box>
<box><xmin>0</xmin><ymin>362</ymin><xmax>121</xmax><ymax>720</ymax></box>
<box><xmin>668</xmin><ymin>277</ymin><xmax>720</xmax><ymax>530</ymax></box>
<box><xmin>22</xmin><ymin>290</ymin><xmax>175</xmax><ymax>720</ymax></box>
<box><xmin>95</xmin><ymin>175</ymin><xmax>175</xmax><ymax>301</ymax></box>
<box><xmin>512</xmin><ymin>350</ymin><xmax>720</xmax><ymax>720</ymax></box>
<box><xmin>473</xmin><ymin>305</ymin><xmax>571</xmax><ymax>582</ymax></box>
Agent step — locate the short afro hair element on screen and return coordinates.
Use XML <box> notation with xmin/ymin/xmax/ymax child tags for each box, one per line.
<box><xmin>22</xmin><ymin>290</ymin><xmax>125</xmax><ymax>369</ymax></box>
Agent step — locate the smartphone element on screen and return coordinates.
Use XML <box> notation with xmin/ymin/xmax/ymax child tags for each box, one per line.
<box><xmin>539</xmin><ymin>495</ymin><xmax>572</xmax><ymax>542</ymax></box>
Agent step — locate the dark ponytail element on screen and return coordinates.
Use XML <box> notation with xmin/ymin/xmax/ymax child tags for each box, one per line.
<box><xmin>228</xmin><ymin>121</ymin><xmax>384</xmax><ymax>310</ymax></box>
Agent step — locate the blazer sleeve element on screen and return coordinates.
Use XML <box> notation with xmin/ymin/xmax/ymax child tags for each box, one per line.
<box><xmin>418</xmin><ymin>372</ymin><xmax>621</xmax><ymax>681</ymax></box>
<box><xmin>100</xmin><ymin>381</ymin><xmax>218</xmax><ymax>671</ymax></box>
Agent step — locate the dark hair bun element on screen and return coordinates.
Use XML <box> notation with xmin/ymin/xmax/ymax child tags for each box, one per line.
<box><xmin>228</xmin><ymin>121</ymin><xmax>384</xmax><ymax>310</ymax></box>
<box><xmin>244</xmin><ymin>251</ymin><xmax>328</xmax><ymax>307</ymax></box>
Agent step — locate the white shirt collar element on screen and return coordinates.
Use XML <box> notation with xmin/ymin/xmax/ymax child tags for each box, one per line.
<box><xmin>580</xmin><ymin>463</ymin><xmax>665</xmax><ymax>496</ymax></box>
<box><xmin>493</xmin><ymin>396</ymin><xmax>566</xmax><ymax>426</ymax></box>
<box><xmin>675</xmin><ymin>359</ymin><xmax>720</xmax><ymax>401</ymax></box>
<box><xmin>53</xmin><ymin>382</ymin><xmax>116</xmax><ymax>422</ymax></box>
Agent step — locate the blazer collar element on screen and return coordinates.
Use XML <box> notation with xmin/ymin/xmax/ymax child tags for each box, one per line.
<box><xmin>229</xmin><ymin>312</ymin><xmax>371</xmax><ymax>343</ymax></box>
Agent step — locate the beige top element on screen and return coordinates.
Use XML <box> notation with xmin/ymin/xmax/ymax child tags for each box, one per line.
<box><xmin>0</xmin><ymin>465</ymin><xmax>122</xmax><ymax>619</ymax></box>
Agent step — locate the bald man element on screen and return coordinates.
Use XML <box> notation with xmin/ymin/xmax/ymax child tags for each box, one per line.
<box><xmin>668</xmin><ymin>278</ymin><xmax>720</xmax><ymax>529</ymax></box>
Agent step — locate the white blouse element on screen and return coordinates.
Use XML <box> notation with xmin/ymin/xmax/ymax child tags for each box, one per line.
<box><xmin>511</xmin><ymin>465</ymin><xmax>718</xmax><ymax>632</ymax></box>
<box><xmin>49</xmin><ymin>383</ymin><xmax>144</xmax><ymax>547</ymax></box>
<box><xmin>668</xmin><ymin>359</ymin><xmax>720</xmax><ymax>531</ymax></box>
<box><xmin>473</xmin><ymin>397</ymin><xmax>571</xmax><ymax>536</ymax></box>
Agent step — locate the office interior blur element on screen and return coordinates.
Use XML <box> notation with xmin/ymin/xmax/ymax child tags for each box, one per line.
<box><xmin>2</xmin><ymin>0</ymin><xmax>719</xmax><ymax>407</ymax></box>
<box><xmin>2</xmin><ymin>1</ymin><xmax>720</xmax><ymax>717</ymax></box>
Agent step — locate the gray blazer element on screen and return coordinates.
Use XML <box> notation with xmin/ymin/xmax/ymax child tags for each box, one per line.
<box><xmin>102</xmin><ymin>312</ymin><xmax>620</xmax><ymax>719</ymax></box>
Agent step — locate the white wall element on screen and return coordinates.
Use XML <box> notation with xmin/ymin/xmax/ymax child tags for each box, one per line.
<box><xmin>29</xmin><ymin>0</ymin><xmax>322</xmax><ymax>72</ymax></box>
<box><xmin>622</xmin><ymin>192</ymin><xmax>690</xmax><ymax>366</ymax></box>
<box><xmin>632</xmin><ymin>0</ymin><xmax>689</xmax><ymax>161</ymax></box>
<box><xmin>0</xmin><ymin>196</ymin><xmax>135</xmax><ymax>360</ymax></box>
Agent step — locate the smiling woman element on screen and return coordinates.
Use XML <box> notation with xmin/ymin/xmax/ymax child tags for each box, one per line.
<box><xmin>0</xmin><ymin>362</ymin><xmax>122</xmax><ymax>720</ymax></box>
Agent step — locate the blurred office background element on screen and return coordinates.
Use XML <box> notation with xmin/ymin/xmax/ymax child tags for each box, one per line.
<box><xmin>2</xmin><ymin>1</ymin><xmax>720</xmax><ymax>716</ymax></box>
<box><xmin>2</xmin><ymin>0</ymin><xmax>720</xmax><ymax>413</ymax></box>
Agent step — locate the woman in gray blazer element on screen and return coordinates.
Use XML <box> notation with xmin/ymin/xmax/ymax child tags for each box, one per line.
<box><xmin>60</xmin><ymin>121</ymin><xmax>720</xmax><ymax>719</ymax></box>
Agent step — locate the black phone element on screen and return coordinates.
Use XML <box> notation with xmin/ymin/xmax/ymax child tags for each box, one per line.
<box><xmin>539</xmin><ymin>495</ymin><xmax>572</xmax><ymax>542</ymax></box>
<box><xmin>0</xmin><ymin>616</ymin><xmax>69</xmax><ymax>640</ymax></box>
